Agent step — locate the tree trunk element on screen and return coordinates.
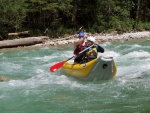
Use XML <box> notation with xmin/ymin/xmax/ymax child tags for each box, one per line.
<box><xmin>72</xmin><ymin>0</ymin><xmax>77</xmax><ymax>24</ymax></box>
<box><xmin>133</xmin><ymin>0</ymin><xmax>140</xmax><ymax>29</ymax></box>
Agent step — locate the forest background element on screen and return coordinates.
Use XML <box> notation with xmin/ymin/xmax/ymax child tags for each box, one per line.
<box><xmin>0</xmin><ymin>0</ymin><xmax>149</xmax><ymax>40</ymax></box>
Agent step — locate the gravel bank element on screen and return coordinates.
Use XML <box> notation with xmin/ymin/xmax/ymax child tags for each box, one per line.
<box><xmin>0</xmin><ymin>31</ymin><xmax>150</xmax><ymax>49</ymax></box>
<box><xmin>32</xmin><ymin>31</ymin><xmax>150</xmax><ymax>47</ymax></box>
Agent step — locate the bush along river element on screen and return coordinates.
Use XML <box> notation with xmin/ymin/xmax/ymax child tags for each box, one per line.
<box><xmin>0</xmin><ymin>39</ymin><xmax>150</xmax><ymax>113</ymax></box>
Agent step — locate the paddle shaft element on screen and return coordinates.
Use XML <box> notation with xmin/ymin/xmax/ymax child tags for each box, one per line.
<box><xmin>79</xmin><ymin>44</ymin><xmax>94</xmax><ymax>54</ymax></box>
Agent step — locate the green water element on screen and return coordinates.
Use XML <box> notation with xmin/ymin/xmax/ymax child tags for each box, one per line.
<box><xmin>0</xmin><ymin>39</ymin><xmax>150</xmax><ymax>113</ymax></box>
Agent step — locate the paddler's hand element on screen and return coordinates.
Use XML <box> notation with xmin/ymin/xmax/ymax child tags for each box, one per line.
<box><xmin>94</xmin><ymin>41</ymin><xmax>99</xmax><ymax>45</ymax></box>
<box><xmin>74</xmin><ymin>55</ymin><xmax>77</xmax><ymax>58</ymax></box>
<box><xmin>74</xmin><ymin>54</ymin><xmax>81</xmax><ymax>58</ymax></box>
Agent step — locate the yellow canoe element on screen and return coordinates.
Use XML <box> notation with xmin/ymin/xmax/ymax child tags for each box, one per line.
<box><xmin>62</xmin><ymin>56</ymin><xmax>117</xmax><ymax>81</ymax></box>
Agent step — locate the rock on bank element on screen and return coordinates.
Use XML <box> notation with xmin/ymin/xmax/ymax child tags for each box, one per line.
<box><xmin>41</xmin><ymin>31</ymin><xmax>150</xmax><ymax>46</ymax></box>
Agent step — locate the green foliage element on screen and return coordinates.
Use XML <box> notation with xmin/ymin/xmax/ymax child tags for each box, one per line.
<box><xmin>0</xmin><ymin>0</ymin><xmax>27</xmax><ymax>39</ymax></box>
<box><xmin>136</xmin><ymin>22</ymin><xmax>150</xmax><ymax>31</ymax></box>
<box><xmin>0</xmin><ymin>0</ymin><xmax>149</xmax><ymax>39</ymax></box>
<box><xmin>0</xmin><ymin>0</ymin><xmax>27</xmax><ymax>30</ymax></box>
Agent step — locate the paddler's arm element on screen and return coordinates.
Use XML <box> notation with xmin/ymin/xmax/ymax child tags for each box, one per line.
<box><xmin>74</xmin><ymin>35</ymin><xmax>87</xmax><ymax>47</ymax></box>
<box><xmin>95</xmin><ymin>45</ymin><xmax>104</xmax><ymax>53</ymax></box>
<box><xmin>74</xmin><ymin>38</ymin><xmax>84</xmax><ymax>46</ymax></box>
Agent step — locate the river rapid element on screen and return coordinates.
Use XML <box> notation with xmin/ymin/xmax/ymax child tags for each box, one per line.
<box><xmin>0</xmin><ymin>39</ymin><xmax>150</xmax><ymax>113</ymax></box>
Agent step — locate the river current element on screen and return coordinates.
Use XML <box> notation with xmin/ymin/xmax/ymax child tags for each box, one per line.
<box><xmin>0</xmin><ymin>39</ymin><xmax>150</xmax><ymax>113</ymax></box>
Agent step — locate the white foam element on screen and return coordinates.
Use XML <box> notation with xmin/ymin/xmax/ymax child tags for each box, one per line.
<box><xmin>123</xmin><ymin>51</ymin><xmax>150</xmax><ymax>59</ymax></box>
<box><xmin>0</xmin><ymin>52</ymin><xmax>3</xmax><ymax>56</ymax></box>
<box><xmin>0</xmin><ymin>62</ymin><xmax>22</xmax><ymax>71</ymax></box>
<box><xmin>132</xmin><ymin>44</ymin><xmax>142</xmax><ymax>48</ymax></box>
<box><xmin>101</xmin><ymin>51</ymin><xmax>120</xmax><ymax>58</ymax></box>
<box><xmin>63</xmin><ymin>51</ymin><xmax>73</xmax><ymax>57</ymax></box>
<box><xmin>0</xmin><ymin>94</ymin><xmax>5</xmax><ymax>99</ymax></box>
<box><xmin>101</xmin><ymin>42</ymin><xmax>112</xmax><ymax>46</ymax></box>
<box><xmin>8</xmin><ymin>79</ymin><xmax>26</xmax><ymax>87</ymax></box>
<box><xmin>34</xmin><ymin>55</ymin><xmax>56</xmax><ymax>62</ymax></box>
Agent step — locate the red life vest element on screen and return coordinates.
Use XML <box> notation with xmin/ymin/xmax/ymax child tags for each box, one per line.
<box><xmin>74</xmin><ymin>42</ymin><xmax>87</xmax><ymax>55</ymax></box>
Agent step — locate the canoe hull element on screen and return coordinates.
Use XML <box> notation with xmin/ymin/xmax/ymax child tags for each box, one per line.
<box><xmin>62</xmin><ymin>56</ymin><xmax>117</xmax><ymax>81</ymax></box>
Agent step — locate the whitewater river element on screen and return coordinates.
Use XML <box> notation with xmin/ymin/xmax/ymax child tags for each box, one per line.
<box><xmin>0</xmin><ymin>39</ymin><xmax>150</xmax><ymax>113</ymax></box>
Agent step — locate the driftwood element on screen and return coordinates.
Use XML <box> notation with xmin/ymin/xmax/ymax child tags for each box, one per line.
<box><xmin>0</xmin><ymin>36</ymin><xmax>49</xmax><ymax>49</ymax></box>
<box><xmin>8</xmin><ymin>31</ymin><xmax>29</xmax><ymax>36</ymax></box>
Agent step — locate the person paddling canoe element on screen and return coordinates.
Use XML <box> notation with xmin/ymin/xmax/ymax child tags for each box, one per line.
<box><xmin>74</xmin><ymin>36</ymin><xmax>104</xmax><ymax>63</ymax></box>
<box><xmin>73</xmin><ymin>32</ymin><xmax>88</xmax><ymax>63</ymax></box>
<box><xmin>82</xmin><ymin>36</ymin><xmax>104</xmax><ymax>63</ymax></box>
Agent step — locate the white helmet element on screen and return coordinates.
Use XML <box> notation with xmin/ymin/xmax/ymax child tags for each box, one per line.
<box><xmin>87</xmin><ymin>36</ymin><xmax>95</xmax><ymax>42</ymax></box>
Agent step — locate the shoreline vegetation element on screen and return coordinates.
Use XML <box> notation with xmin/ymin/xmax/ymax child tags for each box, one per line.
<box><xmin>0</xmin><ymin>31</ymin><xmax>149</xmax><ymax>49</ymax></box>
<box><xmin>1</xmin><ymin>0</ymin><xmax>149</xmax><ymax>41</ymax></box>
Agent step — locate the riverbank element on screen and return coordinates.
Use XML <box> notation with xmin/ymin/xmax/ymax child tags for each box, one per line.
<box><xmin>32</xmin><ymin>31</ymin><xmax>150</xmax><ymax>47</ymax></box>
<box><xmin>0</xmin><ymin>31</ymin><xmax>150</xmax><ymax>49</ymax></box>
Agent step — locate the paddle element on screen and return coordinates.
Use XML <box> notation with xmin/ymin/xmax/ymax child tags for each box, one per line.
<box><xmin>49</xmin><ymin>44</ymin><xmax>94</xmax><ymax>72</ymax></box>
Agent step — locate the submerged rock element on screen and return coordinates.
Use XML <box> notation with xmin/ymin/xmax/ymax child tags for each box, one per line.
<box><xmin>0</xmin><ymin>76</ymin><xmax>10</xmax><ymax>82</ymax></box>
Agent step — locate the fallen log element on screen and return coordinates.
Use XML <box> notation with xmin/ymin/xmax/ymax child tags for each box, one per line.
<box><xmin>8</xmin><ymin>31</ymin><xmax>29</xmax><ymax>36</ymax></box>
<box><xmin>0</xmin><ymin>36</ymin><xmax>49</xmax><ymax>49</ymax></box>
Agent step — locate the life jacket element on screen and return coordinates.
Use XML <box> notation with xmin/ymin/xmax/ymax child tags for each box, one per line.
<box><xmin>74</xmin><ymin>42</ymin><xmax>87</xmax><ymax>55</ymax></box>
<box><xmin>85</xmin><ymin>46</ymin><xmax>98</xmax><ymax>60</ymax></box>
